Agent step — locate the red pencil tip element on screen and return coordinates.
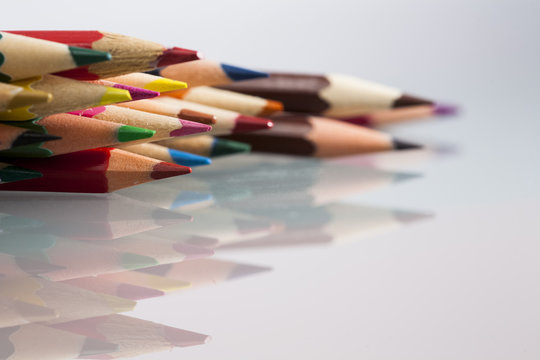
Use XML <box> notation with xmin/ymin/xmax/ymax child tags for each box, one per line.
<box><xmin>233</xmin><ymin>115</ymin><xmax>274</xmax><ymax>133</ymax></box>
<box><xmin>151</xmin><ymin>162</ymin><xmax>192</xmax><ymax>180</ymax></box>
<box><xmin>157</xmin><ymin>47</ymin><xmax>202</xmax><ymax>67</ymax></box>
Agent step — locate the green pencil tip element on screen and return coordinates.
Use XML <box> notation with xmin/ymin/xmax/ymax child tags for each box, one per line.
<box><xmin>0</xmin><ymin>166</ymin><xmax>42</xmax><ymax>184</ymax></box>
<box><xmin>68</xmin><ymin>46</ymin><xmax>112</xmax><ymax>67</ymax></box>
<box><xmin>211</xmin><ymin>138</ymin><xmax>252</xmax><ymax>157</ymax></box>
<box><xmin>121</xmin><ymin>253</ymin><xmax>159</xmax><ymax>270</ymax></box>
<box><xmin>117</xmin><ymin>125</ymin><xmax>155</xmax><ymax>143</ymax></box>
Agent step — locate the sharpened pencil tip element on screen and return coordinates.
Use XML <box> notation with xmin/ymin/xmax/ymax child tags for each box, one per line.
<box><xmin>393</xmin><ymin>94</ymin><xmax>434</xmax><ymax>108</ymax></box>
<box><xmin>117</xmin><ymin>125</ymin><xmax>155</xmax><ymax>143</ymax></box>
<box><xmin>211</xmin><ymin>138</ymin><xmax>252</xmax><ymax>157</ymax></box>
<box><xmin>221</xmin><ymin>63</ymin><xmax>269</xmax><ymax>81</ymax></box>
<box><xmin>168</xmin><ymin>149</ymin><xmax>212</xmax><ymax>167</ymax></box>
<box><xmin>171</xmin><ymin>120</ymin><xmax>212</xmax><ymax>136</ymax></box>
<box><xmin>178</xmin><ymin>109</ymin><xmax>217</xmax><ymax>125</ymax></box>
<box><xmin>112</xmin><ymin>84</ymin><xmax>159</xmax><ymax>101</ymax></box>
<box><xmin>151</xmin><ymin>162</ymin><xmax>192</xmax><ymax>180</ymax></box>
<box><xmin>99</xmin><ymin>87</ymin><xmax>132</xmax><ymax>106</ymax></box>
<box><xmin>68</xmin><ymin>46</ymin><xmax>111</xmax><ymax>67</ymax></box>
<box><xmin>12</xmin><ymin>131</ymin><xmax>61</xmax><ymax>148</ymax></box>
<box><xmin>392</xmin><ymin>138</ymin><xmax>423</xmax><ymax>150</ymax></box>
<box><xmin>116</xmin><ymin>283</ymin><xmax>165</xmax><ymax>300</ymax></box>
<box><xmin>0</xmin><ymin>165</ymin><xmax>42</xmax><ymax>183</ymax></box>
<box><xmin>232</xmin><ymin>115</ymin><xmax>273</xmax><ymax>133</ymax></box>
<box><xmin>434</xmin><ymin>103</ymin><xmax>459</xmax><ymax>116</ymax></box>
<box><xmin>157</xmin><ymin>47</ymin><xmax>202</xmax><ymax>67</ymax></box>
<box><xmin>260</xmin><ymin>99</ymin><xmax>284</xmax><ymax>116</ymax></box>
<box><xmin>145</xmin><ymin>78</ymin><xmax>187</xmax><ymax>92</ymax></box>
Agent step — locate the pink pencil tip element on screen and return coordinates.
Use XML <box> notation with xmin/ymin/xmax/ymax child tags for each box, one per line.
<box><xmin>113</xmin><ymin>84</ymin><xmax>159</xmax><ymax>101</ymax></box>
<box><xmin>157</xmin><ymin>47</ymin><xmax>202</xmax><ymax>67</ymax></box>
<box><xmin>171</xmin><ymin>119</ymin><xmax>212</xmax><ymax>136</ymax></box>
<box><xmin>434</xmin><ymin>103</ymin><xmax>459</xmax><ymax>116</ymax></box>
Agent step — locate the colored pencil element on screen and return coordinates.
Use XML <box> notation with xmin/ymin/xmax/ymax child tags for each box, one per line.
<box><xmin>222</xmin><ymin>114</ymin><xmax>421</xmax><ymax>157</ymax></box>
<box><xmin>0</xmin><ymin>31</ymin><xmax>111</xmax><ymax>82</ymax></box>
<box><xmin>0</xmin><ymin>233</ymin><xmax>168</xmax><ymax>281</ymax></box>
<box><xmin>0</xmin><ymin>113</ymin><xmax>155</xmax><ymax>158</ymax></box>
<box><xmin>0</xmin><ymin>323</ymin><xmax>119</xmax><ymax>359</ymax></box>
<box><xmin>120</xmin><ymin>97</ymin><xmax>273</xmax><ymax>135</ymax></box>
<box><xmin>139</xmin><ymin>258</ymin><xmax>271</xmax><ymax>289</ymax></box>
<box><xmin>61</xmin><ymin>276</ymin><xmax>166</xmax><ymax>301</ymax></box>
<box><xmin>156</xmin><ymin>135</ymin><xmax>251</xmax><ymax>157</ymax></box>
<box><xmin>148</xmin><ymin>59</ymin><xmax>268</xmax><ymax>87</ymax></box>
<box><xmin>70</xmin><ymin>105</ymin><xmax>212</xmax><ymax>140</ymax></box>
<box><xmin>89</xmin><ymin>79</ymin><xmax>159</xmax><ymax>100</ymax></box>
<box><xmin>0</xmin><ymin>75</ymin><xmax>132</xmax><ymax>121</ymax></box>
<box><xmin>0</xmin><ymin>294</ymin><xmax>58</xmax><ymax>327</ymax></box>
<box><xmin>105</xmin><ymin>72</ymin><xmax>187</xmax><ymax>92</ymax></box>
<box><xmin>122</xmin><ymin>143</ymin><xmax>212</xmax><ymax>167</ymax></box>
<box><xmin>0</xmin><ymin>123</ymin><xmax>60</xmax><ymax>151</ymax></box>
<box><xmin>52</xmin><ymin>314</ymin><xmax>210</xmax><ymax>358</ymax></box>
<box><xmin>0</xmin><ymin>162</ymin><xmax>42</xmax><ymax>184</ymax></box>
<box><xmin>218</xmin><ymin>72</ymin><xmax>434</xmax><ymax>117</ymax></box>
<box><xmin>0</xmin><ymin>82</ymin><xmax>51</xmax><ymax>111</ymax></box>
<box><xmin>0</xmin><ymin>148</ymin><xmax>192</xmax><ymax>193</ymax></box>
<box><xmin>116</xmin><ymin>99</ymin><xmax>217</xmax><ymax>125</ymax></box>
<box><xmin>0</xmin><ymin>276</ymin><xmax>135</xmax><ymax>324</ymax></box>
<box><xmin>166</xmin><ymin>86</ymin><xmax>284</xmax><ymax>116</ymax></box>
<box><xmin>8</xmin><ymin>30</ymin><xmax>202</xmax><ymax>80</ymax></box>
<box><xmin>339</xmin><ymin>103</ymin><xmax>458</xmax><ymax>127</ymax></box>
<box><xmin>0</xmin><ymin>192</ymin><xmax>191</xmax><ymax>241</ymax></box>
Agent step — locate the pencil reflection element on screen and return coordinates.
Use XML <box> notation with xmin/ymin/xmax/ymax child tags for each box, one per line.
<box><xmin>0</xmin><ymin>192</ymin><xmax>191</xmax><ymax>241</ymax></box>
<box><xmin>0</xmin><ymin>152</ymin><xmax>434</xmax><ymax>359</ymax></box>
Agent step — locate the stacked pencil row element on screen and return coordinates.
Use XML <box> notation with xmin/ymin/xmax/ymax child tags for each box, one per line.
<box><xmin>0</xmin><ymin>30</ymin><xmax>455</xmax><ymax>193</ymax></box>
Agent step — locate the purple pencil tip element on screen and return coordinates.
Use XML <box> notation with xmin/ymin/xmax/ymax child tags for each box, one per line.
<box><xmin>434</xmin><ymin>103</ymin><xmax>459</xmax><ymax>116</ymax></box>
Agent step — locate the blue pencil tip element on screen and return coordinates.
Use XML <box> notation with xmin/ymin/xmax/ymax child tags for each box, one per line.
<box><xmin>221</xmin><ymin>63</ymin><xmax>269</xmax><ymax>81</ymax></box>
<box><xmin>169</xmin><ymin>149</ymin><xmax>212</xmax><ymax>167</ymax></box>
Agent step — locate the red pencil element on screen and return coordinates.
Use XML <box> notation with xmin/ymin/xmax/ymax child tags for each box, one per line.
<box><xmin>0</xmin><ymin>148</ymin><xmax>192</xmax><ymax>193</ymax></box>
<box><xmin>7</xmin><ymin>31</ymin><xmax>202</xmax><ymax>80</ymax></box>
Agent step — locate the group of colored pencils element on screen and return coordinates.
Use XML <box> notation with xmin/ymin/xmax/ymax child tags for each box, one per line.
<box><xmin>0</xmin><ymin>30</ymin><xmax>455</xmax><ymax>193</ymax></box>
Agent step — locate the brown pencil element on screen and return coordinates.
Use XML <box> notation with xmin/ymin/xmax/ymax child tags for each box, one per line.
<box><xmin>222</xmin><ymin>114</ymin><xmax>421</xmax><ymax>157</ymax></box>
<box><xmin>218</xmin><ymin>72</ymin><xmax>434</xmax><ymax>117</ymax></box>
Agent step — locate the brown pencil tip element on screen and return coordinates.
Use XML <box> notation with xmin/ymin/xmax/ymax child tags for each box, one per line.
<box><xmin>259</xmin><ymin>99</ymin><xmax>284</xmax><ymax>116</ymax></box>
<box><xmin>392</xmin><ymin>138</ymin><xmax>423</xmax><ymax>150</ymax></box>
<box><xmin>178</xmin><ymin>109</ymin><xmax>217</xmax><ymax>125</ymax></box>
<box><xmin>393</xmin><ymin>94</ymin><xmax>434</xmax><ymax>108</ymax></box>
